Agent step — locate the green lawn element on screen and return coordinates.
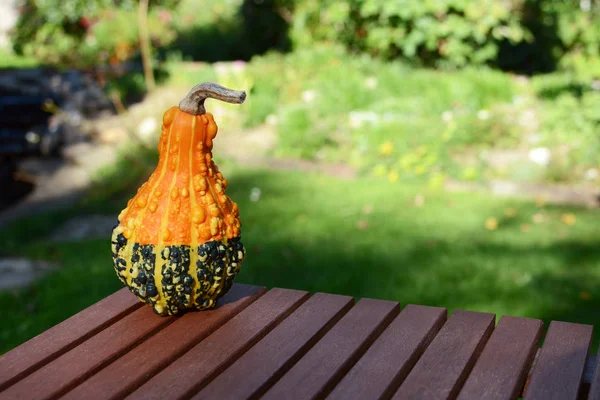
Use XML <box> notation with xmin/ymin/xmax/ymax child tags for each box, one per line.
<box><xmin>1</xmin><ymin>164</ymin><xmax>599</xmax><ymax>355</ymax></box>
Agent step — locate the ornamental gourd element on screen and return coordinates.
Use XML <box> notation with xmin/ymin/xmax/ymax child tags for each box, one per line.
<box><xmin>111</xmin><ymin>82</ymin><xmax>247</xmax><ymax>316</ymax></box>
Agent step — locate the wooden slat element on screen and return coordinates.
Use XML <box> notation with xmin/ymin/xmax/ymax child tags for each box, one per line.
<box><xmin>196</xmin><ymin>292</ymin><xmax>354</xmax><ymax>400</ymax></box>
<box><xmin>261</xmin><ymin>297</ymin><xmax>400</xmax><ymax>400</ymax></box>
<box><xmin>589</xmin><ymin>351</ymin><xmax>600</xmax><ymax>400</ymax></box>
<box><xmin>126</xmin><ymin>287</ymin><xmax>310</xmax><ymax>400</ymax></box>
<box><xmin>584</xmin><ymin>354</ymin><xmax>598</xmax><ymax>400</ymax></box>
<box><xmin>61</xmin><ymin>284</ymin><xmax>265</xmax><ymax>400</ymax></box>
<box><xmin>392</xmin><ymin>310</ymin><xmax>495</xmax><ymax>400</ymax></box>
<box><xmin>457</xmin><ymin>315</ymin><xmax>543</xmax><ymax>400</ymax></box>
<box><xmin>524</xmin><ymin>321</ymin><xmax>593</xmax><ymax>400</ymax></box>
<box><xmin>0</xmin><ymin>287</ymin><xmax>141</xmax><ymax>391</ymax></box>
<box><xmin>1</xmin><ymin>304</ymin><xmax>174</xmax><ymax>400</ymax></box>
<box><xmin>327</xmin><ymin>304</ymin><xmax>447</xmax><ymax>400</ymax></box>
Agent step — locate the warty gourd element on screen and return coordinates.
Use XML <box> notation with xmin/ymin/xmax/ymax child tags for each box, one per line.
<box><xmin>111</xmin><ymin>82</ymin><xmax>246</xmax><ymax>316</ymax></box>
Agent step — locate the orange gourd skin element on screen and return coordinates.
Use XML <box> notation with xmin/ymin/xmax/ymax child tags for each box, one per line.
<box><xmin>111</xmin><ymin>106</ymin><xmax>245</xmax><ymax>316</ymax></box>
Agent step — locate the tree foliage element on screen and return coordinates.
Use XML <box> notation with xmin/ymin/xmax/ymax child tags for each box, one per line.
<box><xmin>285</xmin><ymin>0</ymin><xmax>600</xmax><ymax>72</ymax></box>
<box><xmin>11</xmin><ymin>0</ymin><xmax>180</xmax><ymax>68</ymax></box>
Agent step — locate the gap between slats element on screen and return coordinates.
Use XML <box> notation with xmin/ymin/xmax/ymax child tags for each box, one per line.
<box><xmin>60</xmin><ymin>284</ymin><xmax>266</xmax><ymax>400</ymax></box>
<box><xmin>196</xmin><ymin>292</ymin><xmax>355</xmax><ymax>400</ymax></box>
<box><xmin>125</xmin><ymin>287</ymin><xmax>311</xmax><ymax>400</ymax></box>
<box><xmin>260</xmin><ymin>298</ymin><xmax>401</xmax><ymax>400</ymax></box>
<box><xmin>0</xmin><ymin>287</ymin><xmax>142</xmax><ymax>392</ymax></box>
<box><xmin>1</xmin><ymin>306</ymin><xmax>178</xmax><ymax>400</ymax></box>
<box><xmin>327</xmin><ymin>304</ymin><xmax>447</xmax><ymax>400</ymax></box>
<box><xmin>1</xmin><ymin>284</ymin><xmax>266</xmax><ymax>400</ymax></box>
<box><xmin>380</xmin><ymin>314</ymin><xmax>598</xmax><ymax>400</ymax></box>
<box><xmin>4</xmin><ymin>286</ymin><xmax>599</xmax><ymax>400</ymax></box>
<box><xmin>391</xmin><ymin>310</ymin><xmax>496</xmax><ymax>400</ymax></box>
<box><xmin>520</xmin><ymin>349</ymin><xmax>597</xmax><ymax>400</ymax></box>
<box><xmin>453</xmin><ymin>318</ymin><xmax>597</xmax><ymax>400</ymax></box>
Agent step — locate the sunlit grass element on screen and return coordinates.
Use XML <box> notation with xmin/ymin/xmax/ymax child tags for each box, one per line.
<box><xmin>1</xmin><ymin>164</ymin><xmax>599</xmax><ymax>355</ymax></box>
<box><xmin>0</xmin><ymin>48</ymin><xmax>39</xmax><ymax>69</ymax></box>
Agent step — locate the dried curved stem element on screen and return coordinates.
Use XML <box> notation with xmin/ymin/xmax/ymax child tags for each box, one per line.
<box><xmin>179</xmin><ymin>82</ymin><xmax>246</xmax><ymax>115</ymax></box>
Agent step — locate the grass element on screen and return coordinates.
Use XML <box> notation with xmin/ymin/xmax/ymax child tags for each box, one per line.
<box><xmin>165</xmin><ymin>45</ymin><xmax>600</xmax><ymax>187</ymax></box>
<box><xmin>0</xmin><ymin>48</ymin><xmax>39</xmax><ymax>69</ymax></box>
<box><xmin>1</xmin><ymin>161</ymin><xmax>599</xmax><ymax>355</ymax></box>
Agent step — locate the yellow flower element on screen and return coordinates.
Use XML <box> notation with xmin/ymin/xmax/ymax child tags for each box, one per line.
<box><xmin>380</xmin><ymin>141</ymin><xmax>394</xmax><ymax>156</ymax></box>
<box><xmin>561</xmin><ymin>213</ymin><xmax>576</xmax><ymax>226</ymax></box>
<box><xmin>485</xmin><ymin>217</ymin><xmax>498</xmax><ymax>230</ymax></box>
<box><xmin>388</xmin><ymin>170</ymin><xmax>399</xmax><ymax>182</ymax></box>
<box><xmin>520</xmin><ymin>224</ymin><xmax>530</xmax><ymax>232</ymax></box>
<box><xmin>504</xmin><ymin>208</ymin><xmax>517</xmax><ymax>217</ymax></box>
<box><xmin>535</xmin><ymin>196</ymin><xmax>546</xmax><ymax>207</ymax></box>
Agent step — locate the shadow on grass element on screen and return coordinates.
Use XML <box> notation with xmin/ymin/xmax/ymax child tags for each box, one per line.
<box><xmin>533</xmin><ymin>77</ymin><xmax>592</xmax><ymax>100</ymax></box>
<box><xmin>1</xmin><ymin>162</ymin><xmax>599</xmax><ymax>355</ymax></box>
<box><xmin>225</xmin><ymin>169</ymin><xmax>600</xmax><ymax>351</ymax></box>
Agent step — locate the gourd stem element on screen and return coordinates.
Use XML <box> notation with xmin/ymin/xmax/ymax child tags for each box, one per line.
<box><xmin>179</xmin><ymin>82</ymin><xmax>246</xmax><ymax>115</ymax></box>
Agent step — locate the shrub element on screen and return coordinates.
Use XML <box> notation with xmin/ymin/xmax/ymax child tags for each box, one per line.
<box><xmin>283</xmin><ymin>0</ymin><xmax>600</xmax><ymax>74</ymax></box>
<box><xmin>287</xmin><ymin>0</ymin><xmax>529</xmax><ymax>69</ymax></box>
<box><xmin>532</xmin><ymin>73</ymin><xmax>600</xmax><ymax>182</ymax></box>
<box><xmin>238</xmin><ymin>46</ymin><xmax>522</xmax><ymax>185</ymax></box>
<box><xmin>11</xmin><ymin>0</ymin><xmax>179</xmax><ymax>69</ymax></box>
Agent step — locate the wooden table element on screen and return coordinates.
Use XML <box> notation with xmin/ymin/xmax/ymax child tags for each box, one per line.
<box><xmin>1</xmin><ymin>284</ymin><xmax>598</xmax><ymax>400</ymax></box>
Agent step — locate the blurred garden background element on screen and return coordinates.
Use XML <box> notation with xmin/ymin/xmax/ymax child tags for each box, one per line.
<box><xmin>0</xmin><ymin>0</ymin><xmax>599</xmax><ymax>354</ymax></box>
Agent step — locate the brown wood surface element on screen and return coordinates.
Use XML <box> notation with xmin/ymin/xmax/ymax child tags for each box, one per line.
<box><xmin>196</xmin><ymin>292</ymin><xmax>354</xmax><ymax>400</ymax></box>
<box><xmin>524</xmin><ymin>321</ymin><xmax>593</xmax><ymax>400</ymax></box>
<box><xmin>456</xmin><ymin>315</ymin><xmax>543</xmax><ymax>400</ymax></box>
<box><xmin>1</xmin><ymin>304</ymin><xmax>173</xmax><ymax>400</ymax></box>
<box><xmin>392</xmin><ymin>310</ymin><xmax>495</xmax><ymax>400</ymax></box>
<box><xmin>125</xmin><ymin>287</ymin><xmax>310</xmax><ymax>400</ymax></box>
<box><xmin>0</xmin><ymin>287</ymin><xmax>141</xmax><ymax>391</ymax></box>
<box><xmin>327</xmin><ymin>304</ymin><xmax>447</xmax><ymax>400</ymax></box>
<box><xmin>589</xmin><ymin>351</ymin><xmax>600</xmax><ymax>400</ymax></box>
<box><xmin>261</xmin><ymin>297</ymin><xmax>400</xmax><ymax>400</ymax></box>
<box><xmin>2</xmin><ymin>281</ymin><xmax>599</xmax><ymax>400</ymax></box>
<box><xmin>61</xmin><ymin>284</ymin><xmax>265</xmax><ymax>400</ymax></box>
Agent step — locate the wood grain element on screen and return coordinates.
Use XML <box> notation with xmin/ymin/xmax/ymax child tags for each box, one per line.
<box><xmin>457</xmin><ymin>315</ymin><xmax>543</xmax><ymax>400</ymax></box>
<box><xmin>125</xmin><ymin>287</ymin><xmax>310</xmax><ymax>400</ymax></box>
<box><xmin>196</xmin><ymin>292</ymin><xmax>354</xmax><ymax>400</ymax></box>
<box><xmin>524</xmin><ymin>321</ymin><xmax>593</xmax><ymax>400</ymax></box>
<box><xmin>261</xmin><ymin>297</ymin><xmax>400</xmax><ymax>400</ymax></box>
<box><xmin>327</xmin><ymin>304</ymin><xmax>447</xmax><ymax>400</ymax></box>
<box><xmin>392</xmin><ymin>310</ymin><xmax>495</xmax><ymax>400</ymax></box>
<box><xmin>0</xmin><ymin>304</ymin><xmax>173</xmax><ymax>400</ymax></box>
<box><xmin>0</xmin><ymin>287</ymin><xmax>141</xmax><ymax>391</ymax></box>
<box><xmin>61</xmin><ymin>284</ymin><xmax>265</xmax><ymax>400</ymax></box>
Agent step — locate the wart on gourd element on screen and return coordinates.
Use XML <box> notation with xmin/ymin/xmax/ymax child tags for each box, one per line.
<box><xmin>111</xmin><ymin>82</ymin><xmax>247</xmax><ymax>316</ymax></box>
